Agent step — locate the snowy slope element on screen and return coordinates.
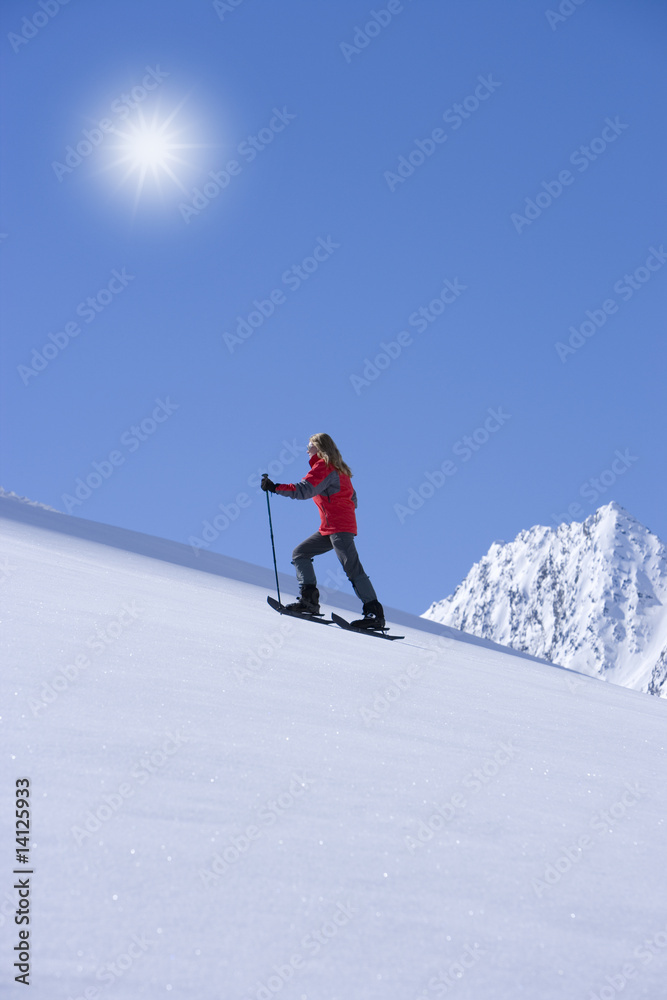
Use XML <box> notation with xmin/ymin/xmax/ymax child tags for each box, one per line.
<box><xmin>424</xmin><ymin>502</ymin><xmax>667</xmax><ymax>697</ymax></box>
<box><xmin>2</xmin><ymin>499</ymin><xmax>667</xmax><ymax>1000</ymax></box>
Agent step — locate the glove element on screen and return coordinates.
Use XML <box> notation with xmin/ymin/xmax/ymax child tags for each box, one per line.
<box><xmin>261</xmin><ymin>475</ymin><xmax>277</xmax><ymax>493</ymax></box>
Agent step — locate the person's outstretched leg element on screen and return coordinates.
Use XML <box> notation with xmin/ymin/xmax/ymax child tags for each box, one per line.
<box><xmin>330</xmin><ymin>533</ymin><xmax>385</xmax><ymax>627</ymax></box>
<box><xmin>287</xmin><ymin>531</ymin><xmax>333</xmax><ymax>613</ymax></box>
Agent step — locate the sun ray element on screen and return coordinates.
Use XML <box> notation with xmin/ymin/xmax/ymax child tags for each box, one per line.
<box><xmin>97</xmin><ymin>95</ymin><xmax>216</xmax><ymax>208</ymax></box>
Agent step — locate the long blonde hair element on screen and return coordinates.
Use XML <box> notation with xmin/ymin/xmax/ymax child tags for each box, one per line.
<box><xmin>309</xmin><ymin>433</ymin><xmax>352</xmax><ymax>477</ymax></box>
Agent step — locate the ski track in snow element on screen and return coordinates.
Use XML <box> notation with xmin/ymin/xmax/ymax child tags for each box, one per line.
<box><xmin>2</xmin><ymin>498</ymin><xmax>667</xmax><ymax>999</ymax></box>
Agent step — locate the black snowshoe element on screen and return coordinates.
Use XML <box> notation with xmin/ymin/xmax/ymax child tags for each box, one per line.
<box><xmin>349</xmin><ymin>600</ymin><xmax>385</xmax><ymax>630</ymax></box>
<box><xmin>283</xmin><ymin>584</ymin><xmax>320</xmax><ymax>615</ymax></box>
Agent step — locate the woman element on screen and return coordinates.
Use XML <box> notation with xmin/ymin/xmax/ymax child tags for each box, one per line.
<box><xmin>261</xmin><ymin>433</ymin><xmax>385</xmax><ymax>629</ymax></box>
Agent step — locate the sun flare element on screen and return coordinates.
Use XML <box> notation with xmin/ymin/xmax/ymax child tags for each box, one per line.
<box><xmin>103</xmin><ymin>98</ymin><xmax>206</xmax><ymax>206</ymax></box>
<box><xmin>125</xmin><ymin>125</ymin><xmax>173</xmax><ymax>170</ymax></box>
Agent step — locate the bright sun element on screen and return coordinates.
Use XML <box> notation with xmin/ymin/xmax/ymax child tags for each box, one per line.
<box><xmin>126</xmin><ymin>126</ymin><xmax>172</xmax><ymax>169</ymax></box>
<box><xmin>103</xmin><ymin>99</ymin><xmax>205</xmax><ymax>206</ymax></box>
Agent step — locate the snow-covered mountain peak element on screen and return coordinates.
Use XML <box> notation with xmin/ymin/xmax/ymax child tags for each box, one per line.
<box><xmin>424</xmin><ymin>502</ymin><xmax>667</xmax><ymax>695</ymax></box>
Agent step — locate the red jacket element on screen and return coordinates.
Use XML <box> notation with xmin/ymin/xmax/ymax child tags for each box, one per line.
<box><xmin>275</xmin><ymin>455</ymin><xmax>358</xmax><ymax>535</ymax></box>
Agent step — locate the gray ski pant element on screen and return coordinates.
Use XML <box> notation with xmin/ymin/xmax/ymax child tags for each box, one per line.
<box><xmin>291</xmin><ymin>531</ymin><xmax>378</xmax><ymax>605</ymax></box>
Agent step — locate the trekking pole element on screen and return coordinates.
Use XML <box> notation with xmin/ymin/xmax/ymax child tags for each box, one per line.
<box><xmin>264</xmin><ymin>482</ymin><xmax>281</xmax><ymax>605</ymax></box>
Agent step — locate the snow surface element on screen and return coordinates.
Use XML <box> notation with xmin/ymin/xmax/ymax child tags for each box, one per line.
<box><xmin>423</xmin><ymin>502</ymin><xmax>667</xmax><ymax>697</ymax></box>
<box><xmin>2</xmin><ymin>499</ymin><xmax>667</xmax><ymax>999</ymax></box>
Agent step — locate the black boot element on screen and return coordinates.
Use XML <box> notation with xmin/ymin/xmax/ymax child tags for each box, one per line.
<box><xmin>350</xmin><ymin>600</ymin><xmax>385</xmax><ymax>629</ymax></box>
<box><xmin>285</xmin><ymin>584</ymin><xmax>320</xmax><ymax>615</ymax></box>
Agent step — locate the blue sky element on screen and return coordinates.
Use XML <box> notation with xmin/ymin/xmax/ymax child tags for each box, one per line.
<box><xmin>1</xmin><ymin>0</ymin><xmax>665</xmax><ymax>615</ymax></box>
